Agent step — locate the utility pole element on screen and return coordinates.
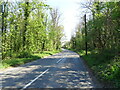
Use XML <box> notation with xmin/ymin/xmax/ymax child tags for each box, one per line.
<box><xmin>1</xmin><ymin>3</ymin><xmax>4</xmax><ymax>34</ymax></box>
<box><xmin>1</xmin><ymin>3</ymin><xmax>5</xmax><ymax>60</ymax></box>
<box><xmin>84</xmin><ymin>14</ymin><xmax>87</xmax><ymax>55</ymax></box>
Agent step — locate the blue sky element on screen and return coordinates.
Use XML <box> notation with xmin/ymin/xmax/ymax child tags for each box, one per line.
<box><xmin>46</xmin><ymin>0</ymin><xmax>83</xmax><ymax>41</ymax></box>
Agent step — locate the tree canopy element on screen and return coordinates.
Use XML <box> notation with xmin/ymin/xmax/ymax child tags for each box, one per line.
<box><xmin>66</xmin><ymin>1</ymin><xmax>120</xmax><ymax>53</ymax></box>
<box><xmin>0</xmin><ymin>0</ymin><xmax>64</xmax><ymax>60</ymax></box>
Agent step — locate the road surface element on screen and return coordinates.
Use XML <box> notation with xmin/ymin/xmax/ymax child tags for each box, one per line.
<box><xmin>0</xmin><ymin>49</ymin><xmax>101</xmax><ymax>89</ymax></box>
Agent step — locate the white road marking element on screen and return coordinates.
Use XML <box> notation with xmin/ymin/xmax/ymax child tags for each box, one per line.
<box><xmin>22</xmin><ymin>53</ymin><xmax>66</xmax><ymax>89</ymax></box>
<box><xmin>56</xmin><ymin>58</ymin><xmax>63</xmax><ymax>63</ymax></box>
<box><xmin>21</xmin><ymin>69</ymin><xmax>49</xmax><ymax>90</ymax></box>
<box><xmin>56</xmin><ymin>53</ymin><xmax>67</xmax><ymax>63</ymax></box>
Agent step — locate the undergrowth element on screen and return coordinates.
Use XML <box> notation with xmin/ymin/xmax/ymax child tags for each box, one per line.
<box><xmin>0</xmin><ymin>50</ymin><xmax>60</xmax><ymax>69</ymax></box>
<box><xmin>76</xmin><ymin>49</ymin><xmax>120</xmax><ymax>88</ymax></box>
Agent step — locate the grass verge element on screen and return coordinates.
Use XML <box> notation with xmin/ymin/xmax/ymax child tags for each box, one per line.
<box><xmin>74</xmin><ymin>49</ymin><xmax>120</xmax><ymax>88</ymax></box>
<box><xmin>0</xmin><ymin>50</ymin><xmax>60</xmax><ymax>69</ymax></box>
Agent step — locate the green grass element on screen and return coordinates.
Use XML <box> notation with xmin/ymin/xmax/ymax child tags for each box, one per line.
<box><xmin>0</xmin><ymin>50</ymin><xmax>60</xmax><ymax>69</ymax></box>
<box><xmin>75</xmin><ymin>49</ymin><xmax>120</xmax><ymax>88</ymax></box>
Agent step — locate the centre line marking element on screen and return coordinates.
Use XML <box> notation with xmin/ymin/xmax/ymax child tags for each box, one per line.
<box><xmin>21</xmin><ymin>69</ymin><xmax>49</xmax><ymax>90</ymax></box>
<box><xmin>56</xmin><ymin>58</ymin><xmax>63</xmax><ymax>63</ymax></box>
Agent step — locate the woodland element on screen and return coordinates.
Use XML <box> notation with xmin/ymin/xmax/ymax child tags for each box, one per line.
<box><xmin>0</xmin><ymin>0</ymin><xmax>120</xmax><ymax>88</ymax></box>
<box><xmin>65</xmin><ymin>2</ymin><xmax>120</xmax><ymax>88</ymax></box>
<box><xmin>0</xmin><ymin>0</ymin><xmax>63</xmax><ymax>67</ymax></box>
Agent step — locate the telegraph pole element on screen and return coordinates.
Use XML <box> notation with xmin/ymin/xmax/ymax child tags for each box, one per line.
<box><xmin>84</xmin><ymin>14</ymin><xmax>87</xmax><ymax>55</ymax></box>
<box><xmin>1</xmin><ymin>3</ymin><xmax>4</xmax><ymax>34</ymax></box>
<box><xmin>1</xmin><ymin>3</ymin><xmax>5</xmax><ymax>60</ymax></box>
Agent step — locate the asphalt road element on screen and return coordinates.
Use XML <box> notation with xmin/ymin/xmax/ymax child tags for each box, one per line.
<box><xmin>0</xmin><ymin>49</ymin><xmax>102</xmax><ymax>89</ymax></box>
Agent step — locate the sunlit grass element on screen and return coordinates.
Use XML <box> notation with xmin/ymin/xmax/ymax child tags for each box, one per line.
<box><xmin>0</xmin><ymin>50</ymin><xmax>61</xmax><ymax>69</ymax></box>
<box><xmin>77</xmin><ymin>49</ymin><xmax>120</xmax><ymax>88</ymax></box>
<box><xmin>0</xmin><ymin>62</ymin><xmax>4</xmax><ymax>68</ymax></box>
<box><xmin>77</xmin><ymin>50</ymin><xmax>91</xmax><ymax>56</ymax></box>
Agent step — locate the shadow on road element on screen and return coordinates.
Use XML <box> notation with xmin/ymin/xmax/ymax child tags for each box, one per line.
<box><xmin>1</xmin><ymin>50</ymin><xmax>97</xmax><ymax>88</ymax></box>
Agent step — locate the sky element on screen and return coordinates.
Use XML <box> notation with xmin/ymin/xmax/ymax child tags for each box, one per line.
<box><xmin>8</xmin><ymin>0</ymin><xmax>86</xmax><ymax>41</ymax></box>
<box><xmin>45</xmin><ymin>0</ymin><xmax>83</xmax><ymax>41</ymax></box>
<box><xmin>7</xmin><ymin>0</ymin><xmax>118</xmax><ymax>41</ymax></box>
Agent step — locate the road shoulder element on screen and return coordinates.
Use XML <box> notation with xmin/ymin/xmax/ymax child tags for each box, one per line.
<box><xmin>79</xmin><ymin>55</ymin><xmax>103</xmax><ymax>88</ymax></box>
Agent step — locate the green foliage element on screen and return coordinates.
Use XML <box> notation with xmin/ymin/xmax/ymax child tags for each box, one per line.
<box><xmin>1</xmin><ymin>50</ymin><xmax>60</xmax><ymax>69</ymax></box>
<box><xmin>1</xmin><ymin>0</ymin><xmax>63</xmax><ymax>60</ymax></box>
<box><xmin>66</xmin><ymin>2</ymin><xmax>120</xmax><ymax>51</ymax></box>
<box><xmin>17</xmin><ymin>51</ymin><xmax>31</xmax><ymax>58</ymax></box>
<box><xmin>65</xmin><ymin>1</ymin><xmax>120</xmax><ymax>88</ymax></box>
<box><xmin>77</xmin><ymin>49</ymin><xmax>120</xmax><ymax>88</ymax></box>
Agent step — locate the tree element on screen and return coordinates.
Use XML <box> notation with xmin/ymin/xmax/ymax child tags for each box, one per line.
<box><xmin>1</xmin><ymin>0</ymin><xmax>64</xmax><ymax>60</ymax></box>
<box><xmin>67</xmin><ymin>1</ymin><xmax>120</xmax><ymax>54</ymax></box>
<box><xmin>49</xmin><ymin>8</ymin><xmax>63</xmax><ymax>50</ymax></box>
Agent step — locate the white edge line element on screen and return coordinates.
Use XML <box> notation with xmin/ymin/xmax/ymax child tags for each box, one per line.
<box><xmin>21</xmin><ymin>69</ymin><xmax>49</xmax><ymax>90</ymax></box>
